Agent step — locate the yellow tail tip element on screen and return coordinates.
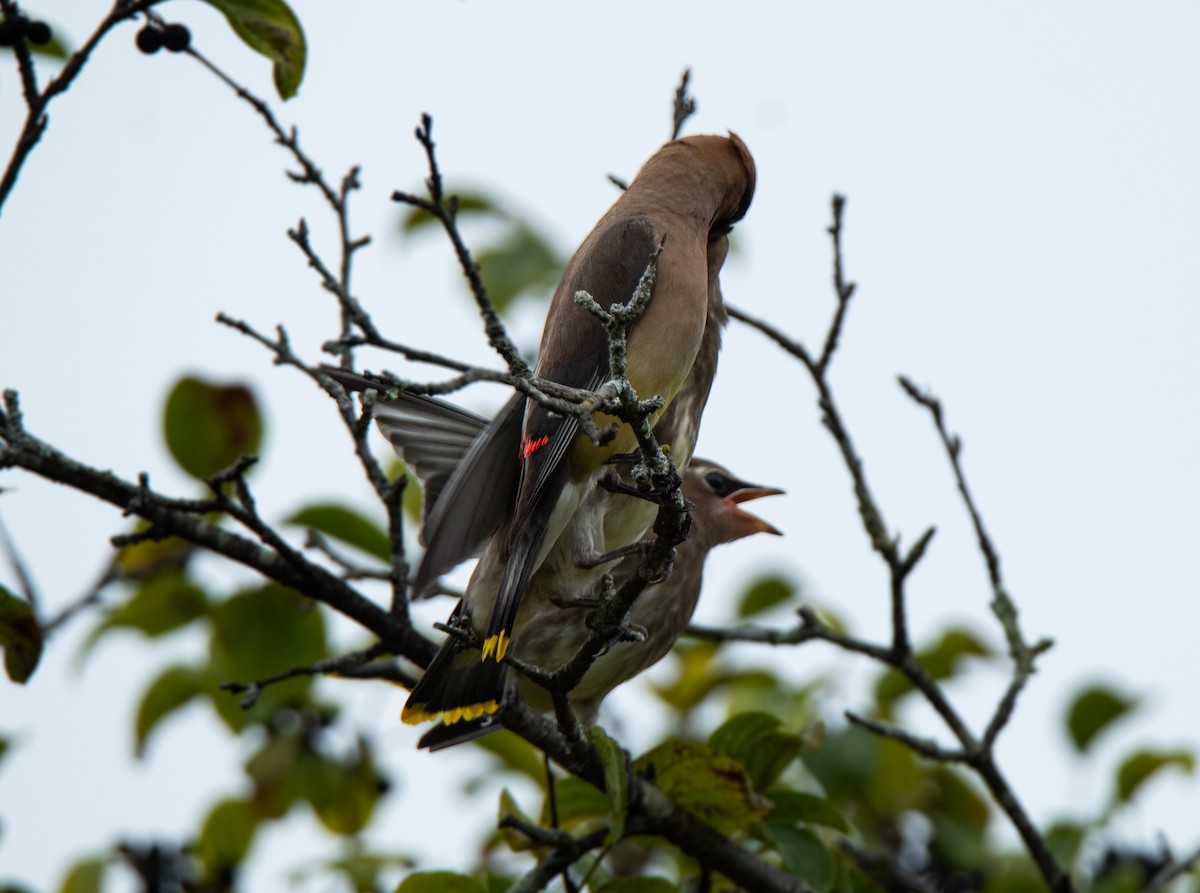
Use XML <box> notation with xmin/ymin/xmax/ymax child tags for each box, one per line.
<box><xmin>480</xmin><ymin>630</ymin><xmax>511</xmax><ymax>662</ymax></box>
<box><xmin>401</xmin><ymin>704</ymin><xmax>437</xmax><ymax>725</ymax></box>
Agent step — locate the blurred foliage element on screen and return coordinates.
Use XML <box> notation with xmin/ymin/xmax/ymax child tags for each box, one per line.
<box><xmin>0</xmin><ymin>78</ymin><xmax>1195</xmax><ymax>887</ymax></box>
<box><xmin>163</xmin><ymin>377</ymin><xmax>263</xmax><ymax>481</ymax></box>
<box><xmin>1067</xmin><ymin>685</ymin><xmax>1140</xmax><ymax>753</ymax></box>
<box><xmin>398</xmin><ymin>189</ymin><xmax>566</xmax><ymax>316</ymax></box>
<box><xmin>873</xmin><ymin>627</ymin><xmax>992</xmax><ymax>720</ymax></box>
<box><xmin>0</xmin><ymin>584</ymin><xmax>42</xmax><ymax>683</ymax></box>
<box><xmin>736</xmin><ymin>572</ymin><xmax>796</xmax><ymax>619</ymax></box>
<box><xmin>10</xmin><ymin>374</ymin><xmax>1187</xmax><ymax>893</ymax></box>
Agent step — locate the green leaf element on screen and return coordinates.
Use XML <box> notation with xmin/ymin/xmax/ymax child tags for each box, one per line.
<box><xmin>58</xmin><ymin>857</ymin><xmax>107</xmax><ymax>893</ymax></box>
<box><xmin>0</xmin><ymin>586</ymin><xmax>42</xmax><ymax>683</ymax></box>
<box><xmin>634</xmin><ymin>740</ymin><xmax>770</xmax><ymax>834</ymax></box>
<box><xmin>737</xmin><ymin>574</ymin><xmax>795</xmax><ymax>618</ymax></box>
<box><xmin>396</xmin><ymin>872</ymin><xmax>485</xmax><ymax>893</ymax></box>
<box><xmin>208</xmin><ymin>584</ymin><xmax>327</xmax><ymax>730</ymax></box>
<box><xmin>650</xmin><ymin>641</ymin><xmax>722</xmax><ymax>714</ymax></box>
<box><xmin>196</xmin><ymin>799</ymin><xmax>257</xmax><ymax>877</ymax></box>
<box><xmin>285</xmin><ymin>502</ymin><xmax>391</xmax><ymax>563</ymax></box>
<box><xmin>708</xmin><ymin>712</ymin><xmax>805</xmax><ymax>790</ymax></box>
<box><xmin>765</xmin><ymin>824</ymin><xmax>834</xmax><ymax>892</ymax></box>
<box><xmin>1066</xmin><ymin>685</ymin><xmax>1138</xmax><ymax>753</ymax></box>
<box><xmin>135</xmin><ymin>663</ymin><xmax>206</xmax><ymax>757</ymax></box>
<box><xmin>802</xmin><ymin>726</ymin><xmax>926</xmax><ymax>818</ymax></box>
<box><xmin>299</xmin><ymin>741</ymin><xmax>381</xmax><ymax>835</ymax></box>
<box><xmin>593</xmin><ymin>879</ymin><xmax>679</xmax><ymax>893</ymax></box>
<box><xmin>588</xmin><ymin>726</ymin><xmax>629</xmax><ymax>844</ymax></box>
<box><xmin>85</xmin><ymin>570</ymin><xmax>209</xmax><ymax>656</ymax></box>
<box><xmin>199</xmin><ymin>0</ymin><xmax>306</xmax><ymax>99</ymax></box>
<box><xmin>475</xmin><ymin>225</ymin><xmax>562</xmax><ymax>314</ymax></box>
<box><xmin>1044</xmin><ymin>821</ymin><xmax>1087</xmax><ymax>866</ymax></box>
<box><xmin>163</xmin><ymin>377</ymin><xmax>263</xmax><ymax>480</ymax></box>
<box><xmin>766</xmin><ymin>791</ymin><xmax>848</xmax><ymax>832</ymax></box>
<box><xmin>924</xmin><ymin>767</ymin><xmax>991</xmax><ymax>868</ymax></box>
<box><xmin>1115</xmin><ymin>748</ymin><xmax>1194</xmax><ymax>804</ymax></box>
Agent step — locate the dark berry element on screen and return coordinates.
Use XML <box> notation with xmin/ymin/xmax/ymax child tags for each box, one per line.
<box><xmin>0</xmin><ymin>16</ymin><xmax>29</xmax><ymax>46</ymax></box>
<box><xmin>162</xmin><ymin>23</ymin><xmax>190</xmax><ymax>53</ymax></box>
<box><xmin>26</xmin><ymin>20</ymin><xmax>51</xmax><ymax>45</ymax></box>
<box><xmin>135</xmin><ymin>25</ymin><xmax>162</xmax><ymax>54</ymax></box>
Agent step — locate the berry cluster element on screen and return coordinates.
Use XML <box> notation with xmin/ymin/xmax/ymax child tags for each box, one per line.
<box><xmin>135</xmin><ymin>22</ymin><xmax>190</xmax><ymax>54</ymax></box>
<box><xmin>0</xmin><ymin>12</ymin><xmax>53</xmax><ymax>47</ymax></box>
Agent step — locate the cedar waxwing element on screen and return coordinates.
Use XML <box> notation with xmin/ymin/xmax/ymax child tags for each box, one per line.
<box><xmin>341</xmin><ymin>134</ymin><xmax>756</xmax><ymax>738</ymax></box>
<box><xmin>506</xmin><ymin>457</ymin><xmax>782</xmax><ymax>724</ymax></box>
<box><xmin>413</xmin><ymin>136</ymin><xmax>754</xmax><ymax>730</ymax></box>
<box><xmin>324</xmin><ymin>380</ymin><xmax>782</xmax><ymax>749</ymax></box>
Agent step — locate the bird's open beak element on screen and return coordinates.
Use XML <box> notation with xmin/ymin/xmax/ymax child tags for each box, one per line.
<box><xmin>726</xmin><ymin>485</ymin><xmax>785</xmax><ymax>536</ymax></box>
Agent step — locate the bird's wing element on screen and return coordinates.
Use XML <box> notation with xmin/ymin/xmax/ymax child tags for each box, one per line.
<box><xmin>413</xmin><ymin>393</ymin><xmax>524</xmax><ymax>596</ymax></box>
<box><xmin>482</xmin><ymin>216</ymin><xmax>659</xmax><ymax>657</ymax></box>
<box><xmin>371</xmin><ymin>394</ymin><xmax>487</xmax><ymax>515</ymax></box>
<box><xmin>320</xmin><ymin>367</ymin><xmax>525</xmax><ymax>594</ymax></box>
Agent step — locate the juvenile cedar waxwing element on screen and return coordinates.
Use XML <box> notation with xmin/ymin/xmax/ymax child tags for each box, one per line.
<box><xmin>327</xmin><ymin>381</ymin><xmax>782</xmax><ymax>749</ymax></box>
<box><xmin>503</xmin><ymin>458</ymin><xmax>782</xmax><ymax>723</ymax></box>
<box><xmin>342</xmin><ymin>134</ymin><xmax>756</xmax><ymax>738</ymax></box>
<box><xmin>409</xmin><ymin>135</ymin><xmax>754</xmax><ymax>735</ymax></box>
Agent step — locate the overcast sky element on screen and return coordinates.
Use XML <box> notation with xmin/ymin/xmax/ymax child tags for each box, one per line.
<box><xmin>1</xmin><ymin>1</ymin><xmax>1198</xmax><ymax>889</ymax></box>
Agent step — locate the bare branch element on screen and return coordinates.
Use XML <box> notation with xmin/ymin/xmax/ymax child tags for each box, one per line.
<box><xmin>391</xmin><ymin>115</ymin><xmax>532</xmax><ymax>379</ymax></box>
<box><xmin>0</xmin><ymin>390</ymin><xmax>433</xmax><ymax>665</ymax></box>
<box><xmin>845</xmin><ymin>712</ymin><xmax>970</xmax><ymax>763</ymax></box>
<box><xmin>728</xmin><ymin>197</ymin><xmax>1073</xmax><ymax>893</ymax></box>
<box><xmin>0</xmin><ymin>510</ymin><xmax>39</xmax><ymax>612</ymax></box>
<box><xmin>220</xmin><ymin>643</ymin><xmax>394</xmax><ymax>709</ymax></box>
<box><xmin>0</xmin><ymin>0</ymin><xmax>161</xmax><ymax>212</ymax></box>
<box><xmin>1145</xmin><ymin>843</ymin><xmax>1200</xmax><ymax>893</ymax></box>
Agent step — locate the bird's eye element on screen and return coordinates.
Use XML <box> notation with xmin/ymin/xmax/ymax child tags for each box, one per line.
<box><xmin>705</xmin><ymin>471</ymin><xmax>728</xmax><ymax>491</ymax></box>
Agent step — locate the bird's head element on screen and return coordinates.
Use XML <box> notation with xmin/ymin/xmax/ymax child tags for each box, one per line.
<box><xmin>683</xmin><ymin>458</ymin><xmax>783</xmax><ymax>546</ymax></box>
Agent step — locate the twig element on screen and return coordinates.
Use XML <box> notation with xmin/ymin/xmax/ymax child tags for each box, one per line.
<box><xmin>40</xmin><ymin>557</ymin><xmax>123</xmax><ymax>635</ymax></box>
<box><xmin>0</xmin><ymin>390</ymin><xmax>434</xmax><ymax>665</ymax></box>
<box><xmin>844</xmin><ymin>712</ymin><xmax>970</xmax><ymax>763</ymax></box>
<box><xmin>220</xmin><ymin>643</ymin><xmax>391</xmax><ymax>709</ymax></box>
<box><xmin>0</xmin><ymin>0</ymin><xmax>161</xmax><ymax>213</ymax></box>
<box><xmin>728</xmin><ymin>196</ymin><xmax>1072</xmax><ymax>893</ymax></box>
<box><xmin>303</xmin><ymin>530</ymin><xmax>390</xmax><ymax>581</ymax></box>
<box><xmin>897</xmin><ymin>375</ymin><xmax>1054</xmax><ymax>748</ymax></box>
<box><xmin>181</xmin><ymin>43</ymin><xmax>373</xmax><ymax>348</ymax></box>
<box><xmin>391</xmin><ymin>115</ymin><xmax>532</xmax><ymax>379</ymax></box>
<box><xmin>0</xmin><ymin>510</ymin><xmax>39</xmax><ymax>612</ymax></box>
<box><xmin>670</xmin><ymin>68</ymin><xmax>697</xmax><ymax>140</ymax></box>
<box><xmin>1145</xmin><ymin>843</ymin><xmax>1200</xmax><ymax>893</ymax></box>
<box><xmin>503</xmin><ymin>822</ymin><xmax>607</xmax><ymax>893</ymax></box>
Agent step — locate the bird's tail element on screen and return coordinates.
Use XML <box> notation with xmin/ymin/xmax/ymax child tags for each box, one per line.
<box><xmin>402</xmin><ymin>631</ymin><xmax>507</xmax><ymax>729</ymax></box>
<box><xmin>418</xmin><ymin>714</ymin><xmax>505</xmax><ymax>751</ymax></box>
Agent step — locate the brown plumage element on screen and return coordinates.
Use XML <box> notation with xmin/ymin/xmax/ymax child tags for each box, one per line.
<box><xmin>507</xmin><ymin>458</ymin><xmax>782</xmax><ymax>726</ymax></box>
<box><xmin>380</xmin><ymin>134</ymin><xmax>756</xmax><ymax>736</ymax></box>
<box><xmin>325</xmin><ymin>376</ymin><xmax>783</xmax><ymax>748</ymax></box>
